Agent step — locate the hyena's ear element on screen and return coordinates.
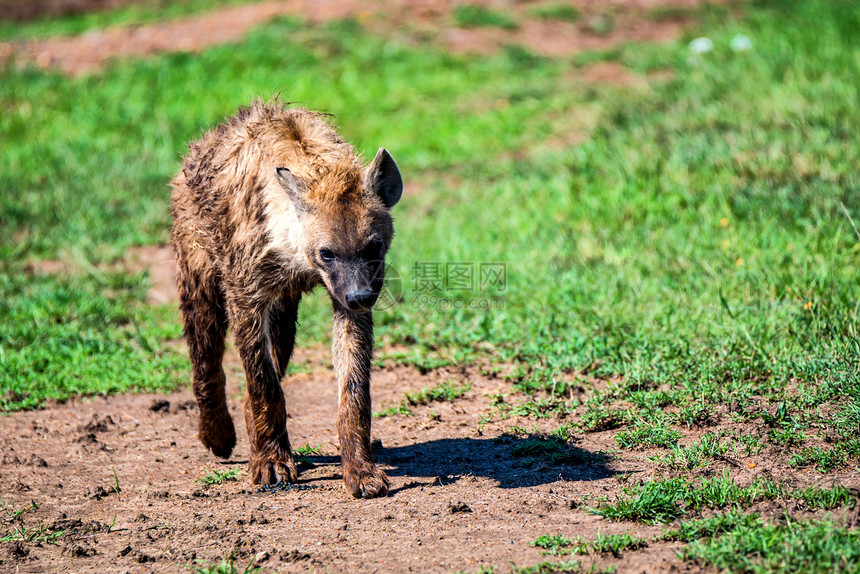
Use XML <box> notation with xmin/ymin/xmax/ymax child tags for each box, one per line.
<box><xmin>275</xmin><ymin>167</ymin><xmax>306</xmax><ymax>209</ymax></box>
<box><xmin>365</xmin><ymin>148</ymin><xmax>402</xmax><ymax>209</ymax></box>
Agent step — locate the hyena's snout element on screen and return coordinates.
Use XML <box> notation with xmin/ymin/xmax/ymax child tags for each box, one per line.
<box><xmin>340</xmin><ymin>261</ymin><xmax>385</xmax><ymax>312</ymax></box>
<box><xmin>345</xmin><ymin>288</ymin><xmax>378</xmax><ymax>311</ymax></box>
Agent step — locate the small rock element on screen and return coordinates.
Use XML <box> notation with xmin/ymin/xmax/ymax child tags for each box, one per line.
<box><xmin>28</xmin><ymin>455</ymin><xmax>48</xmax><ymax>467</ymax></box>
<box><xmin>172</xmin><ymin>400</ymin><xmax>197</xmax><ymax>412</ymax></box>
<box><xmin>76</xmin><ymin>433</ymin><xmax>99</xmax><ymax>444</ymax></box>
<box><xmin>70</xmin><ymin>545</ymin><xmax>96</xmax><ymax>557</ymax></box>
<box><xmin>449</xmin><ymin>501</ymin><xmax>472</xmax><ymax>514</ymax></box>
<box><xmin>9</xmin><ymin>541</ymin><xmax>29</xmax><ymax>558</ymax></box>
<box><xmin>89</xmin><ymin>485</ymin><xmax>111</xmax><ymax>500</ymax></box>
<box><xmin>279</xmin><ymin>549</ymin><xmax>311</xmax><ymax>562</ymax></box>
<box><xmin>135</xmin><ymin>551</ymin><xmax>156</xmax><ymax>563</ymax></box>
<box><xmin>79</xmin><ymin>414</ymin><xmax>114</xmax><ymax>433</ymax></box>
<box><xmin>150</xmin><ymin>399</ymin><xmax>170</xmax><ymax>413</ymax></box>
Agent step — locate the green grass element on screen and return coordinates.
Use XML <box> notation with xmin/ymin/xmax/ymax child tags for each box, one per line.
<box><xmin>615</xmin><ymin>419</ymin><xmax>680</xmax><ymax>449</ymax></box>
<box><xmin>789</xmin><ymin>445</ymin><xmax>850</xmax><ymax>472</ymax></box>
<box><xmin>661</xmin><ymin>511</ymin><xmax>762</xmax><ymax>542</ymax></box>
<box><xmin>646</xmin><ymin>6</ymin><xmax>695</xmax><ymax>22</ymax></box>
<box><xmin>532</xmin><ymin>531</ymin><xmax>645</xmax><ymax>557</ymax></box>
<box><xmin>528</xmin><ymin>4</ymin><xmax>580</xmax><ymax>23</ymax></box>
<box><xmin>649</xmin><ymin>431</ymin><xmax>735</xmax><ymax>469</ymax></box>
<box><xmin>405</xmin><ymin>380</ymin><xmax>472</xmax><ymax>405</ymax></box>
<box><xmin>0</xmin><ymin>499</ymin><xmax>40</xmax><ymax>520</ymax></box>
<box><xmin>293</xmin><ymin>443</ymin><xmax>322</xmax><ymax>464</ymax></box>
<box><xmin>197</xmin><ymin>467</ymin><xmax>242</xmax><ymax>485</ymax></box>
<box><xmin>589</xmin><ymin>475</ymin><xmax>856</xmax><ymax>524</ymax></box>
<box><xmin>510</xmin><ymin>435</ymin><xmax>577</xmax><ymax>465</ymax></box>
<box><xmin>452</xmin><ymin>5</ymin><xmax>519</xmax><ymax>30</ymax></box>
<box><xmin>682</xmin><ymin>516</ymin><xmax>860</xmax><ymax>574</ymax></box>
<box><xmin>589</xmin><ymin>531</ymin><xmax>647</xmax><ymax>556</ymax></box>
<box><xmin>0</xmin><ymin>271</ymin><xmax>185</xmax><ymax>411</ymax></box>
<box><xmin>372</xmin><ymin>403</ymin><xmax>414</xmax><ymax>418</ymax></box>
<box><xmin>509</xmin><ymin>560</ymin><xmax>582</xmax><ymax>574</ymax></box>
<box><xmin>374</xmin><ymin>380</ymin><xmax>471</xmax><ymax>417</ymax></box>
<box><xmin>532</xmin><ymin>534</ymin><xmax>579</xmax><ymax>555</ymax></box>
<box><xmin>506</xmin><ymin>425</ymin><xmax>590</xmax><ymax>466</ymax></box>
<box><xmin>1</xmin><ymin>522</ymin><xmax>66</xmax><ymax>544</ymax></box>
<box><xmin>191</xmin><ymin>557</ymin><xmax>261</xmax><ymax>574</ymax></box>
<box><xmin>665</xmin><ymin>512</ymin><xmax>860</xmax><ymax>572</ymax></box>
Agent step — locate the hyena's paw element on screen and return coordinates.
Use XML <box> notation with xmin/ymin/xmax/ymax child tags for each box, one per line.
<box><xmin>249</xmin><ymin>451</ymin><xmax>299</xmax><ymax>485</ymax></box>
<box><xmin>344</xmin><ymin>464</ymin><xmax>390</xmax><ymax>499</ymax></box>
<box><xmin>198</xmin><ymin>407</ymin><xmax>236</xmax><ymax>459</ymax></box>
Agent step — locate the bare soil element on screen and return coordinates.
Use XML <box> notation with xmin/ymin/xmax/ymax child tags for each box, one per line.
<box><xmin>0</xmin><ymin>355</ymin><xmax>646</xmax><ymax>572</ymax></box>
<box><xmin>0</xmin><ymin>0</ymin><xmax>733</xmax><ymax>75</ymax></box>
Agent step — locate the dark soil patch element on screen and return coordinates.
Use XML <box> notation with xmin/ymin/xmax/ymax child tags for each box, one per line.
<box><xmin>0</xmin><ymin>0</ymin><xmax>136</xmax><ymax>22</ymax></box>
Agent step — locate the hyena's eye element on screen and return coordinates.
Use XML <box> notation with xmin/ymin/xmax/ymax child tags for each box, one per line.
<box><xmin>320</xmin><ymin>249</ymin><xmax>336</xmax><ymax>262</ymax></box>
<box><xmin>362</xmin><ymin>239</ymin><xmax>384</xmax><ymax>260</ymax></box>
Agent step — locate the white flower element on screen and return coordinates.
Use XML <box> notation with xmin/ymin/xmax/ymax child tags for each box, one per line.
<box><xmin>730</xmin><ymin>34</ymin><xmax>753</xmax><ymax>52</ymax></box>
<box><xmin>688</xmin><ymin>37</ymin><xmax>714</xmax><ymax>54</ymax></box>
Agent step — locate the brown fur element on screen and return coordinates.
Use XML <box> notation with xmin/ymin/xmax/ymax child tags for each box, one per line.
<box><xmin>170</xmin><ymin>99</ymin><xmax>401</xmax><ymax>498</ymax></box>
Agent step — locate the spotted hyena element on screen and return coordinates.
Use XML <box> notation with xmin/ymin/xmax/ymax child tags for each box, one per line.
<box><xmin>170</xmin><ymin>100</ymin><xmax>402</xmax><ymax>498</ymax></box>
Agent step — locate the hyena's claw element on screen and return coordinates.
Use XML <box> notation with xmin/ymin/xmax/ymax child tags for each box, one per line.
<box><xmin>198</xmin><ymin>407</ymin><xmax>236</xmax><ymax>459</ymax></box>
<box><xmin>249</xmin><ymin>455</ymin><xmax>298</xmax><ymax>485</ymax></box>
<box><xmin>345</xmin><ymin>466</ymin><xmax>390</xmax><ymax>499</ymax></box>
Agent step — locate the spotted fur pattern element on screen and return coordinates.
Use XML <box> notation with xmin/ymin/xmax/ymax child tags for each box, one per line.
<box><xmin>171</xmin><ymin>100</ymin><xmax>401</xmax><ymax>498</ymax></box>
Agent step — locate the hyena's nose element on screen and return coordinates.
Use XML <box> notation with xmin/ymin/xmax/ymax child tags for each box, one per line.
<box><xmin>346</xmin><ymin>289</ymin><xmax>377</xmax><ymax>311</ymax></box>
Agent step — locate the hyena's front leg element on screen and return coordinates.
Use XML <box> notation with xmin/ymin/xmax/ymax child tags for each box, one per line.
<box><xmin>176</xmin><ymin>252</ymin><xmax>235</xmax><ymax>458</ymax></box>
<box><xmin>270</xmin><ymin>297</ymin><xmax>300</xmax><ymax>380</ymax></box>
<box><xmin>231</xmin><ymin>303</ymin><xmax>298</xmax><ymax>485</ymax></box>
<box><xmin>333</xmin><ymin>308</ymin><xmax>389</xmax><ymax>498</ymax></box>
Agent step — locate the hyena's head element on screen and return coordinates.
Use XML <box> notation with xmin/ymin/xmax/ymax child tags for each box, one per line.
<box><xmin>275</xmin><ymin>148</ymin><xmax>402</xmax><ymax>313</ymax></box>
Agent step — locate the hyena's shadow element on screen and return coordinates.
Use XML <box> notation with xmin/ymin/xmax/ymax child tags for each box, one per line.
<box><xmin>302</xmin><ymin>436</ymin><xmax>617</xmax><ymax>493</ymax></box>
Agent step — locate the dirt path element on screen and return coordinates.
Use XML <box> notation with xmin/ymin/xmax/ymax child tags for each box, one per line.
<box><xmin>0</xmin><ymin>351</ymin><xmax>677</xmax><ymax>573</ymax></box>
<box><xmin>1</xmin><ymin>0</ymin><xmax>731</xmax><ymax>75</ymax></box>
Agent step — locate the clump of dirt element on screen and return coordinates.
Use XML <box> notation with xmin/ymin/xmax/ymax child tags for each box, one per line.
<box><xmin>0</xmin><ymin>0</ymin><xmax>736</xmax><ymax>76</ymax></box>
<box><xmin>580</xmin><ymin>61</ymin><xmax>660</xmax><ymax>87</ymax></box>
